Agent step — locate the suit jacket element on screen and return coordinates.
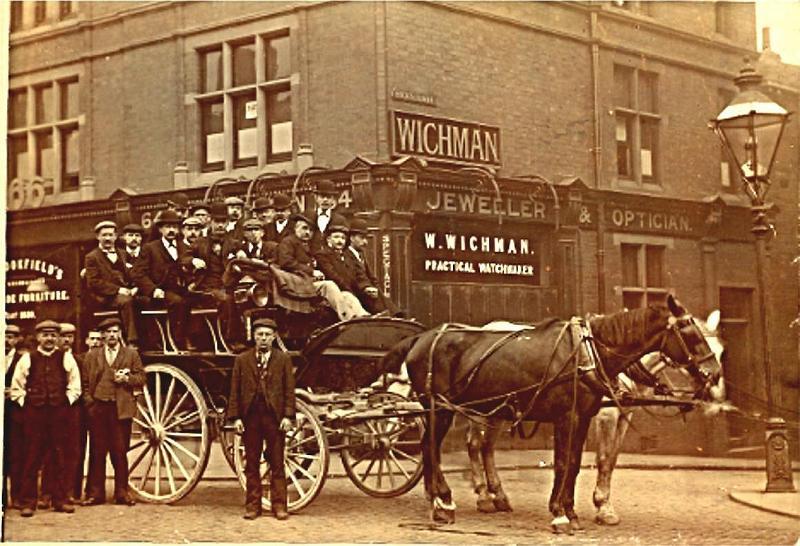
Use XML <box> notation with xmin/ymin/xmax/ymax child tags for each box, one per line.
<box><xmin>85</xmin><ymin>247</ymin><xmax>132</xmax><ymax>300</ymax></box>
<box><xmin>314</xmin><ymin>245</ymin><xmax>370</xmax><ymax>293</ymax></box>
<box><xmin>182</xmin><ymin>236</ymin><xmax>226</xmax><ymax>291</ymax></box>
<box><xmin>80</xmin><ymin>346</ymin><xmax>145</xmax><ymax>420</ymax></box>
<box><xmin>221</xmin><ymin>240</ymin><xmax>276</xmax><ymax>288</ymax></box>
<box><xmin>131</xmin><ymin>238</ymin><xmax>188</xmax><ymax>296</ymax></box>
<box><xmin>265</xmin><ymin>221</ymin><xmax>291</xmax><ymax>244</ymax></box>
<box><xmin>226</xmin><ymin>347</ymin><xmax>295</xmax><ymax>421</ymax></box>
<box><xmin>277</xmin><ymin>234</ymin><xmax>315</xmax><ymax>278</ymax></box>
<box><xmin>345</xmin><ymin>247</ymin><xmax>379</xmax><ymax>288</ymax></box>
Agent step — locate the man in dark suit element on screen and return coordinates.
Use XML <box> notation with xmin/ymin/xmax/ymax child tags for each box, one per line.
<box><xmin>309</xmin><ymin>179</ymin><xmax>339</xmax><ymax>254</ymax></box>
<box><xmin>84</xmin><ymin>220</ymin><xmax>140</xmax><ymax>347</ymax></box>
<box><xmin>80</xmin><ymin>317</ymin><xmax>145</xmax><ymax>507</ymax></box>
<box><xmin>265</xmin><ymin>193</ymin><xmax>293</xmax><ymax>243</ymax></box>
<box><xmin>344</xmin><ymin>218</ymin><xmax>399</xmax><ymax>315</ymax></box>
<box><xmin>120</xmin><ymin>223</ymin><xmax>145</xmax><ymax>268</ymax></box>
<box><xmin>4</xmin><ymin>324</ymin><xmax>26</xmax><ymax>509</ymax></box>
<box><xmin>314</xmin><ymin>218</ymin><xmax>371</xmax><ymax>317</ymax></box>
<box><xmin>10</xmin><ymin>320</ymin><xmax>82</xmax><ymax>517</ymax></box>
<box><xmin>131</xmin><ymin>210</ymin><xmax>193</xmax><ymax>351</ymax></box>
<box><xmin>227</xmin><ymin>318</ymin><xmax>295</xmax><ymax>520</ymax></box>
<box><xmin>72</xmin><ymin>328</ymin><xmax>103</xmax><ymax>503</ymax></box>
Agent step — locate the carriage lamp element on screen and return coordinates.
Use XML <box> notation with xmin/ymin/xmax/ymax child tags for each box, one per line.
<box><xmin>710</xmin><ymin>60</ymin><xmax>793</xmax><ymax>493</ymax></box>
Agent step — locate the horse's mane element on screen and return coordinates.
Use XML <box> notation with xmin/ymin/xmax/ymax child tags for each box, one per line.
<box><xmin>589</xmin><ymin>304</ymin><xmax>669</xmax><ymax>348</ymax></box>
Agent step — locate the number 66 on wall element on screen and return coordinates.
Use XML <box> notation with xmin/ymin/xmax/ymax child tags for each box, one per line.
<box><xmin>7</xmin><ymin>177</ymin><xmax>49</xmax><ymax>210</ymax></box>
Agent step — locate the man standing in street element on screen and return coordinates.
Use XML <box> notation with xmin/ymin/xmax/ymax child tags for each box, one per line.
<box><xmin>4</xmin><ymin>324</ymin><xmax>26</xmax><ymax>509</ymax></box>
<box><xmin>72</xmin><ymin>328</ymin><xmax>104</xmax><ymax>503</ymax></box>
<box><xmin>227</xmin><ymin>318</ymin><xmax>295</xmax><ymax>521</ymax></box>
<box><xmin>10</xmin><ymin>320</ymin><xmax>81</xmax><ymax>517</ymax></box>
<box><xmin>80</xmin><ymin>318</ymin><xmax>144</xmax><ymax>507</ymax></box>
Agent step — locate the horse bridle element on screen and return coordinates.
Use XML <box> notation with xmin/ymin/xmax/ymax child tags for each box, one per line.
<box><xmin>662</xmin><ymin>315</ymin><xmax>717</xmax><ymax>384</ymax></box>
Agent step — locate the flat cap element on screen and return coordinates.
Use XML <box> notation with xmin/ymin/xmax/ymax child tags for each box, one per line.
<box><xmin>224</xmin><ymin>196</ymin><xmax>245</xmax><ymax>206</ymax></box>
<box><xmin>167</xmin><ymin>192</ymin><xmax>190</xmax><ymax>208</ymax></box>
<box><xmin>154</xmin><ymin>210</ymin><xmax>182</xmax><ymax>226</ymax></box>
<box><xmin>242</xmin><ymin>217</ymin><xmax>264</xmax><ymax>230</ymax></box>
<box><xmin>253</xmin><ymin>197</ymin><xmax>273</xmax><ymax>211</ymax></box>
<box><xmin>210</xmin><ymin>203</ymin><xmax>228</xmax><ymax>220</ymax></box>
<box><xmin>290</xmin><ymin>212</ymin><xmax>312</xmax><ymax>226</ymax></box>
<box><xmin>59</xmin><ymin>323</ymin><xmax>76</xmax><ymax>334</ymax></box>
<box><xmin>6</xmin><ymin>324</ymin><xmax>22</xmax><ymax>336</ymax></box>
<box><xmin>315</xmin><ymin>179</ymin><xmax>338</xmax><ymax>196</ymax></box>
<box><xmin>349</xmin><ymin>218</ymin><xmax>368</xmax><ymax>234</ymax></box>
<box><xmin>98</xmin><ymin>317</ymin><xmax>122</xmax><ymax>331</ymax></box>
<box><xmin>252</xmin><ymin>318</ymin><xmax>277</xmax><ymax>331</ymax></box>
<box><xmin>94</xmin><ymin>220</ymin><xmax>117</xmax><ymax>233</ymax></box>
<box><xmin>182</xmin><ymin>216</ymin><xmax>203</xmax><ymax>227</ymax></box>
<box><xmin>272</xmin><ymin>193</ymin><xmax>292</xmax><ymax>210</ymax></box>
<box><xmin>35</xmin><ymin>320</ymin><xmax>61</xmax><ymax>332</ymax></box>
<box><xmin>190</xmin><ymin>203</ymin><xmax>211</xmax><ymax>214</ymax></box>
<box><xmin>123</xmin><ymin>223</ymin><xmax>144</xmax><ymax>234</ymax></box>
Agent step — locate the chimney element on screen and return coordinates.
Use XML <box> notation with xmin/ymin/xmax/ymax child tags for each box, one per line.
<box><xmin>296</xmin><ymin>143</ymin><xmax>314</xmax><ymax>172</ymax></box>
<box><xmin>762</xmin><ymin>27</ymin><xmax>771</xmax><ymax>50</ymax></box>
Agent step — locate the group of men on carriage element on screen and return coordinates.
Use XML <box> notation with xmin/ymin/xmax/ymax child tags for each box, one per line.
<box><xmin>83</xmin><ymin>179</ymin><xmax>398</xmax><ymax>353</ymax></box>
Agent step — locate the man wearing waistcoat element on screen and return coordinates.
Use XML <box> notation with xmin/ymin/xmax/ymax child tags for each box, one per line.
<box><xmin>80</xmin><ymin>317</ymin><xmax>144</xmax><ymax>507</ymax></box>
<box><xmin>10</xmin><ymin>320</ymin><xmax>81</xmax><ymax>517</ymax></box>
<box><xmin>227</xmin><ymin>318</ymin><xmax>295</xmax><ymax>520</ymax></box>
<box><xmin>4</xmin><ymin>324</ymin><xmax>26</xmax><ymax>509</ymax></box>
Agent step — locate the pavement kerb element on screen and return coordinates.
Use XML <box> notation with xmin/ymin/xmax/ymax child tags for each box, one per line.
<box><xmin>728</xmin><ymin>488</ymin><xmax>800</xmax><ymax>520</ymax></box>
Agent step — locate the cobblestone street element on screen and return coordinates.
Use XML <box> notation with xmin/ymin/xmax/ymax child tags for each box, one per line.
<box><xmin>4</xmin><ymin>464</ymin><xmax>798</xmax><ymax>544</ymax></box>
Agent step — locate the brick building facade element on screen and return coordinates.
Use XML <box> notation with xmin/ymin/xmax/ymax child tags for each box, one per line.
<box><xmin>7</xmin><ymin>1</ymin><xmax>799</xmax><ymax>455</ymax></box>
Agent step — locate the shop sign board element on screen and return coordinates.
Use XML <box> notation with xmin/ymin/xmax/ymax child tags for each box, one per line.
<box><xmin>412</xmin><ymin>216</ymin><xmax>541</xmax><ymax>284</ymax></box>
<box><xmin>392</xmin><ymin>111</ymin><xmax>501</xmax><ymax>167</ymax></box>
<box><xmin>5</xmin><ymin>246</ymin><xmax>78</xmax><ymax>325</ymax></box>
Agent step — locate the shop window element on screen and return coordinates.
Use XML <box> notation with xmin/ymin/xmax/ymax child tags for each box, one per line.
<box><xmin>7</xmin><ymin>77</ymin><xmax>81</xmax><ymax>202</ymax></box>
<box><xmin>614</xmin><ymin>65</ymin><xmax>661</xmax><ymax>186</ymax></box>
<box><xmin>196</xmin><ymin>31</ymin><xmax>292</xmax><ymax>172</ymax></box>
<box><xmin>621</xmin><ymin>243</ymin><xmax>666</xmax><ymax>309</ymax></box>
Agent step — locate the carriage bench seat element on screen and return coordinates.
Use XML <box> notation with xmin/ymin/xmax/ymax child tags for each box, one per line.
<box><xmin>92</xmin><ymin>310</ymin><xmax>119</xmax><ymax>319</ymax></box>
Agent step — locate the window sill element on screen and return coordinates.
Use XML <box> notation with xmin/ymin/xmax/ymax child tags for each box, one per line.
<box><xmin>10</xmin><ymin>17</ymin><xmax>84</xmax><ymax>43</ymax></box>
<box><xmin>612</xmin><ymin>177</ymin><xmax>664</xmax><ymax>194</ymax></box>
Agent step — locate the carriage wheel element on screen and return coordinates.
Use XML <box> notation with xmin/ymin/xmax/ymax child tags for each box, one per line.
<box><xmin>128</xmin><ymin>363</ymin><xmax>211</xmax><ymax>504</ymax></box>
<box><xmin>233</xmin><ymin>398</ymin><xmax>329</xmax><ymax>513</ymax></box>
<box><xmin>218</xmin><ymin>428</ymin><xmax>238</xmax><ymax>473</ymax></box>
<box><xmin>340</xmin><ymin>392</ymin><xmax>424</xmax><ymax>498</ymax></box>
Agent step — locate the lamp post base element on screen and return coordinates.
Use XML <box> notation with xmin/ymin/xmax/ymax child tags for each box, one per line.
<box><xmin>765</xmin><ymin>418</ymin><xmax>796</xmax><ymax>493</ymax></box>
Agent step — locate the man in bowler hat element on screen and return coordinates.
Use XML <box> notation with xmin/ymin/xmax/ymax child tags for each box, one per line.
<box><xmin>80</xmin><ymin>317</ymin><xmax>144</xmax><ymax>506</ymax></box>
<box><xmin>227</xmin><ymin>318</ymin><xmax>295</xmax><ymax>520</ymax></box>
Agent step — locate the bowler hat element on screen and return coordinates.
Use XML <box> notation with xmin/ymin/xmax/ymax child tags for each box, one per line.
<box><xmin>35</xmin><ymin>320</ymin><xmax>61</xmax><ymax>332</ymax></box>
<box><xmin>123</xmin><ymin>223</ymin><xmax>144</xmax><ymax>234</ymax></box>
<box><xmin>272</xmin><ymin>193</ymin><xmax>292</xmax><ymax>210</ymax></box>
<box><xmin>252</xmin><ymin>318</ymin><xmax>277</xmax><ymax>331</ymax></box>
<box><xmin>253</xmin><ymin>197</ymin><xmax>273</xmax><ymax>212</ymax></box>
<box><xmin>290</xmin><ymin>213</ymin><xmax>312</xmax><ymax>226</ymax></box>
<box><xmin>242</xmin><ymin>218</ymin><xmax>264</xmax><ymax>230</ymax></box>
<box><xmin>327</xmin><ymin>215</ymin><xmax>349</xmax><ymax>235</ymax></box>
<box><xmin>315</xmin><ymin>179</ymin><xmax>338</xmax><ymax>196</ymax></box>
<box><xmin>97</xmin><ymin>317</ymin><xmax>122</xmax><ymax>331</ymax></box>
<box><xmin>6</xmin><ymin>324</ymin><xmax>22</xmax><ymax>336</ymax></box>
<box><xmin>154</xmin><ymin>210</ymin><xmax>182</xmax><ymax>226</ymax></box>
<box><xmin>349</xmin><ymin>218</ymin><xmax>368</xmax><ymax>235</ymax></box>
<box><xmin>167</xmin><ymin>192</ymin><xmax>190</xmax><ymax>209</ymax></box>
<box><xmin>210</xmin><ymin>203</ymin><xmax>228</xmax><ymax>220</ymax></box>
<box><xmin>94</xmin><ymin>220</ymin><xmax>117</xmax><ymax>233</ymax></box>
<box><xmin>59</xmin><ymin>323</ymin><xmax>76</xmax><ymax>334</ymax></box>
<box><xmin>224</xmin><ymin>196</ymin><xmax>245</xmax><ymax>206</ymax></box>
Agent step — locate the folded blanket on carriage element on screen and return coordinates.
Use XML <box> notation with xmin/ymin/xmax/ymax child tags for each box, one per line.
<box><xmin>269</xmin><ymin>265</ymin><xmax>319</xmax><ymax>314</ymax></box>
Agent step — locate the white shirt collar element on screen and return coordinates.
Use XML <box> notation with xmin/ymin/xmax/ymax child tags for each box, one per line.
<box><xmin>126</xmin><ymin>246</ymin><xmax>140</xmax><ymax>257</ymax></box>
<box><xmin>37</xmin><ymin>346</ymin><xmax>58</xmax><ymax>357</ymax></box>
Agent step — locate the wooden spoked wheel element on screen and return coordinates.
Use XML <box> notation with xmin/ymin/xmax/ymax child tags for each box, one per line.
<box><xmin>340</xmin><ymin>392</ymin><xmax>424</xmax><ymax>497</ymax></box>
<box><xmin>233</xmin><ymin>398</ymin><xmax>329</xmax><ymax>512</ymax></box>
<box><xmin>128</xmin><ymin>364</ymin><xmax>211</xmax><ymax>503</ymax></box>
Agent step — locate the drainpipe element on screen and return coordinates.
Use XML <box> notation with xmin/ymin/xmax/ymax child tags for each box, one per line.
<box><xmin>590</xmin><ymin>7</ymin><xmax>606</xmax><ymax>313</ymax></box>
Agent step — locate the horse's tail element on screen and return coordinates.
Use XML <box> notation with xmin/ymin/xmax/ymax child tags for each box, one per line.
<box><xmin>380</xmin><ymin>333</ymin><xmax>423</xmax><ymax>376</ymax></box>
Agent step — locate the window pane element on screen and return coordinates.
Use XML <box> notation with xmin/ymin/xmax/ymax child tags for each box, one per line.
<box><xmin>60</xmin><ymin>79</ymin><xmax>79</xmax><ymax>119</ymax></box>
<box><xmin>613</xmin><ymin>65</ymin><xmax>633</xmax><ymax>108</ymax></box>
<box><xmin>638</xmin><ymin>71</ymin><xmax>657</xmax><ymax>113</ymax></box>
<box><xmin>234</xmin><ymin>93</ymin><xmax>257</xmax><ymax>165</ymax></box>
<box><xmin>34</xmin><ymin>1</ymin><xmax>47</xmax><ymax>24</ymax></box>
<box><xmin>62</xmin><ymin>127</ymin><xmax>80</xmax><ymax>191</ymax></box>
<box><xmin>11</xmin><ymin>2</ymin><xmax>23</xmax><ymax>31</ymax></box>
<box><xmin>201</xmin><ymin>48</ymin><xmax>223</xmax><ymax>93</ymax></box>
<box><xmin>232</xmin><ymin>41</ymin><xmax>256</xmax><ymax>87</ymax></box>
<box><xmin>59</xmin><ymin>1</ymin><xmax>74</xmax><ymax>19</ymax></box>
<box><xmin>36</xmin><ymin>131</ymin><xmax>55</xmax><ymax>180</ymax></box>
<box><xmin>641</xmin><ymin>118</ymin><xmax>658</xmax><ymax>181</ymax></box>
<box><xmin>201</xmin><ymin>99</ymin><xmax>224</xmax><ymax>167</ymax></box>
<box><xmin>35</xmin><ymin>85</ymin><xmax>54</xmax><ymax>124</ymax></box>
<box><xmin>621</xmin><ymin>243</ymin><xmax>640</xmax><ymax>287</ymax></box>
<box><xmin>616</xmin><ymin>115</ymin><xmax>632</xmax><ymax>177</ymax></box>
<box><xmin>645</xmin><ymin>291</ymin><xmax>666</xmax><ymax>307</ymax></box>
<box><xmin>623</xmin><ymin>291</ymin><xmax>643</xmax><ymax>311</ymax></box>
<box><xmin>645</xmin><ymin>245</ymin><xmax>664</xmax><ymax>287</ymax></box>
<box><xmin>268</xmin><ymin>89</ymin><xmax>292</xmax><ymax>157</ymax></box>
<box><xmin>8</xmin><ymin>136</ymin><xmax>29</xmax><ymax>181</ymax></box>
<box><xmin>9</xmin><ymin>89</ymin><xmax>28</xmax><ymax>129</ymax></box>
<box><xmin>266</xmin><ymin>35</ymin><xmax>290</xmax><ymax>80</ymax></box>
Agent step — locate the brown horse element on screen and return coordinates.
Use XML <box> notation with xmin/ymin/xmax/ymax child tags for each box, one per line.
<box><xmin>380</xmin><ymin>295</ymin><xmax>723</xmax><ymax>533</ymax></box>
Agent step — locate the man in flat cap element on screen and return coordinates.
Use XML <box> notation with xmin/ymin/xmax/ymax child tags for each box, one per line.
<box><xmin>10</xmin><ymin>320</ymin><xmax>81</xmax><ymax>517</ymax></box>
<box><xmin>131</xmin><ymin>210</ymin><xmax>193</xmax><ymax>351</ymax></box>
<box><xmin>227</xmin><ymin>318</ymin><xmax>295</xmax><ymax>521</ymax></box>
<box><xmin>225</xmin><ymin>196</ymin><xmax>245</xmax><ymax>237</ymax></box>
<box><xmin>84</xmin><ymin>220</ymin><xmax>140</xmax><ymax>348</ymax></box>
<box><xmin>310</xmin><ymin>180</ymin><xmax>340</xmax><ymax>254</ymax></box>
<box><xmin>313</xmin><ymin>217</ymin><xmax>370</xmax><ymax>318</ymax></box>
<box><xmin>4</xmin><ymin>324</ymin><xmax>26</xmax><ymax>508</ymax></box>
<box><xmin>190</xmin><ymin>203</ymin><xmax>212</xmax><ymax>237</ymax></box>
<box><xmin>344</xmin><ymin>218</ymin><xmax>399</xmax><ymax>315</ymax></box>
<box><xmin>181</xmin><ymin>216</ymin><xmax>204</xmax><ymax>258</ymax></box>
<box><xmin>265</xmin><ymin>193</ymin><xmax>293</xmax><ymax>244</ymax></box>
<box><xmin>80</xmin><ymin>317</ymin><xmax>144</xmax><ymax>507</ymax></box>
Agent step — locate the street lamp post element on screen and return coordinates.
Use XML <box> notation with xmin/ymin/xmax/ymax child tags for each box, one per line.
<box><xmin>710</xmin><ymin>60</ymin><xmax>794</xmax><ymax>493</ymax></box>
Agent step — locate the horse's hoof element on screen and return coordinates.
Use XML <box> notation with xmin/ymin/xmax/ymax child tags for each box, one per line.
<box><xmin>476</xmin><ymin>498</ymin><xmax>496</xmax><ymax>513</ymax></box>
<box><xmin>431</xmin><ymin>507</ymin><xmax>456</xmax><ymax>524</ymax></box>
<box><xmin>492</xmin><ymin>497</ymin><xmax>513</xmax><ymax>512</ymax></box>
<box><xmin>595</xmin><ymin>506</ymin><xmax>621</xmax><ymax>526</ymax></box>
<box><xmin>551</xmin><ymin>515</ymin><xmax>571</xmax><ymax>535</ymax></box>
<box><xmin>569</xmin><ymin>518</ymin><xmax>584</xmax><ymax>532</ymax></box>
